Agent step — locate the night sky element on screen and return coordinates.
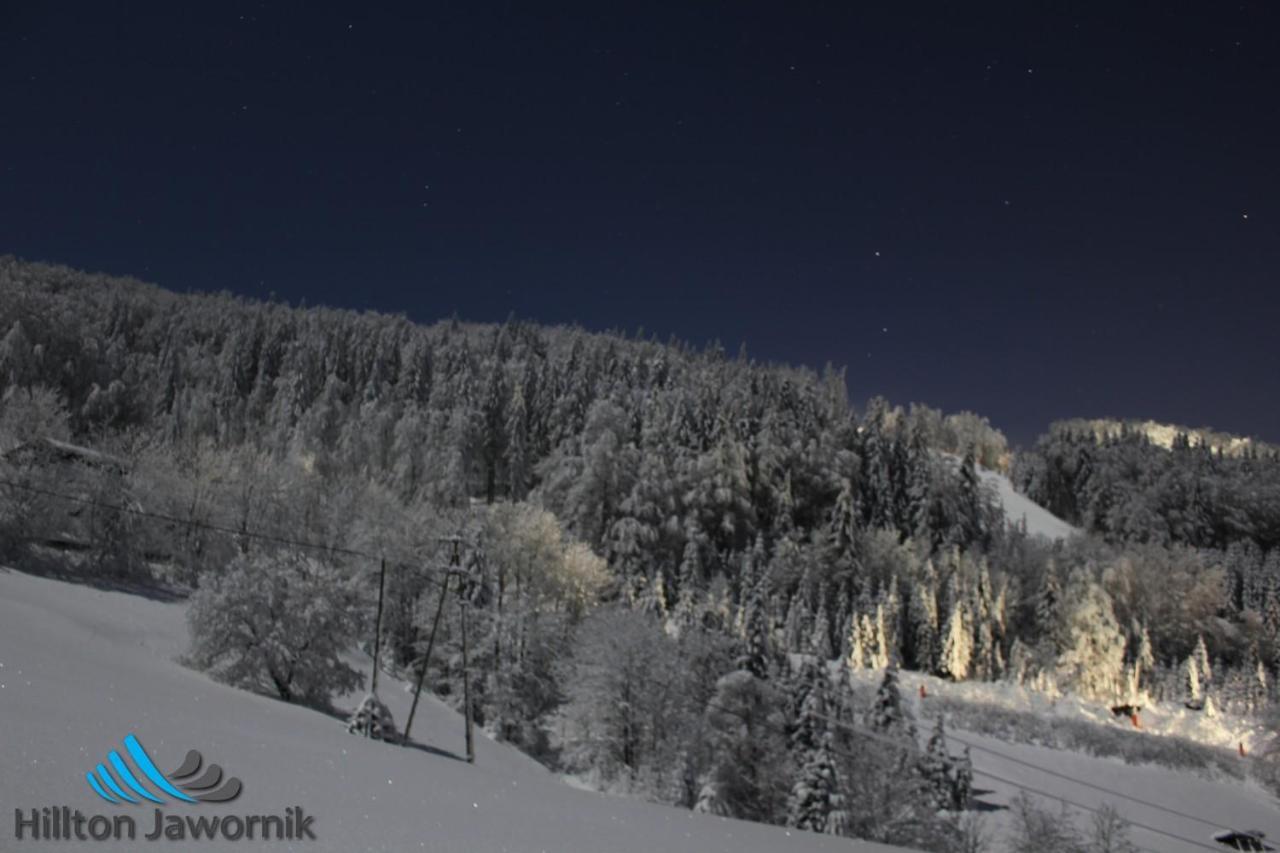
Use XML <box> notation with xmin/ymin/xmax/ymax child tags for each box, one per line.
<box><xmin>2</xmin><ymin>2</ymin><xmax>1276</xmax><ymax>447</ymax></box>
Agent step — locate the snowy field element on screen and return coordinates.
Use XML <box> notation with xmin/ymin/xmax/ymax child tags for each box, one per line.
<box><xmin>0</xmin><ymin>567</ymin><xmax>909</xmax><ymax>853</ymax></box>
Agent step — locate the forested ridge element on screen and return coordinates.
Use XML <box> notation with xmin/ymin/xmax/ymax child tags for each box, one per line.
<box><xmin>1</xmin><ymin>257</ymin><xmax>1276</xmax><ymax>850</ymax></box>
<box><xmin>1015</xmin><ymin>421</ymin><xmax>1280</xmax><ymax>552</ymax></box>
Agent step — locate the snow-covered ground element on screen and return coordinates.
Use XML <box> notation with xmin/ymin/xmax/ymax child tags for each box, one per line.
<box><xmin>938</xmin><ymin>454</ymin><xmax>1078</xmax><ymax>541</ymax></box>
<box><xmin>975</xmin><ymin>465</ymin><xmax>1078</xmax><ymax>542</ymax></box>
<box><xmin>958</xmin><ymin>730</ymin><xmax>1277</xmax><ymax>853</ymax></box>
<box><xmin>847</xmin><ymin>667</ymin><xmax>1280</xmax><ymax>852</ymax></box>
<box><xmin>881</xmin><ymin>666</ymin><xmax>1271</xmax><ymax>756</ymax></box>
<box><xmin>0</xmin><ymin>567</ymin><xmax>908</xmax><ymax>853</ymax></box>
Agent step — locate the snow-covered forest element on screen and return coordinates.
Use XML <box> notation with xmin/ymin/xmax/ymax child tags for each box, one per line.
<box><xmin>2</xmin><ymin>258</ymin><xmax>1278</xmax><ymax>850</ymax></box>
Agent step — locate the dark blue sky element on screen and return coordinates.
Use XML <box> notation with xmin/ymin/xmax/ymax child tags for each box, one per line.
<box><xmin>2</xmin><ymin>2</ymin><xmax>1275</xmax><ymax>446</ymax></box>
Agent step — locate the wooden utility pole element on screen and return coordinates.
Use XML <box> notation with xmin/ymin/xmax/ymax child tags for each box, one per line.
<box><xmin>461</xmin><ymin>595</ymin><xmax>474</xmax><ymax>764</ymax></box>
<box><xmin>370</xmin><ymin>557</ymin><xmax>387</xmax><ymax>696</ymax></box>
<box><xmin>403</xmin><ymin>538</ymin><xmax>463</xmax><ymax>745</ymax></box>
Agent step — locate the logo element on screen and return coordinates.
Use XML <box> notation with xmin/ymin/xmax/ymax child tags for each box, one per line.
<box><xmin>85</xmin><ymin>734</ymin><xmax>243</xmax><ymax>805</ymax></box>
<box><xmin>12</xmin><ymin>733</ymin><xmax>316</xmax><ymax>843</ymax></box>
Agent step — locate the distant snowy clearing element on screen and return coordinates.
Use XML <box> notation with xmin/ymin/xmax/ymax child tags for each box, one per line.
<box><xmin>974</xmin><ymin>465</ymin><xmax>1078</xmax><ymax>542</ymax></box>
<box><xmin>937</xmin><ymin>454</ymin><xmax>1078</xmax><ymax>541</ymax></box>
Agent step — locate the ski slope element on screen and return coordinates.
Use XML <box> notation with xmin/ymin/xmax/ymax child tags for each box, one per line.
<box><xmin>849</xmin><ymin>667</ymin><xmax>1280</xmax><ymax>853</ymax></box>
<box><xmin>976</xmin><ymin>465</ymin><xmax>1078</xmax><ymax>542</ymax></box>
<box><xmin>938</xmin><ymin>453</ymin><xmax>1077</xmax><ymax>541</ymax></box>
<box><xmin>0</xmin><ymin>567</ymin><xmax>909</xmax><ymax>853</ymax></box>
<box><xmin>960</xmin><ymin>730</ymin><xmax>1279</xmax><ymax>853</ymax></box>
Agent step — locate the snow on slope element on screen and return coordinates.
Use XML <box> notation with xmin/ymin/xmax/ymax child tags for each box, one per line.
<box><xmin>938</xmin><ymin>453</ymin><xmax>1076</xmax><ymax>541</ymax></box>
<box><xmin>847</xmin><ymin>668</ymin><xmax>1280</xmax><ymax>852</ymax></box>
<box><xmin>975</xmin><ymin>465</ymin><xmax>1078</xmax><ymax>542</ymax></box>
<box><xmin>0</xmin><ymin>568</ymin><xmax>910</xmax><ymax>853</ymax></box>
<box><xmin>959</xmin><ymin>730</ymin><xmax>1279</xmax><ymax>853</ymax></box>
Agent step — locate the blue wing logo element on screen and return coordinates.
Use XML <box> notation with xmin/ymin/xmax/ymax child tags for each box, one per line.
<box><xmin>86</xmin><ymin>734</ymin><xmax>243</xmax><ymax>805</ymax></box>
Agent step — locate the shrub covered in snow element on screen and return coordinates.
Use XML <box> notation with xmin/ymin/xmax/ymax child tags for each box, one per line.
<box><xmin>347</xmin><ymin>692</ymin><xmax>397</xmax><ymax>741</ymax></box>
<box><xmin>187</xmin><ymin>550</ymin><xmax>365</xmax><ymax>706</ymax></box>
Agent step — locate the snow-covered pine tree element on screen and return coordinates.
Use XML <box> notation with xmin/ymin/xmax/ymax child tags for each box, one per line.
<box><xmin>828</xmin><ymin>474</ymin><xmax>860</xmax><ymax>574</ymax></box>
<box><xmin>1055</xmin><ymin>574</ymin><xmax>1127</xmax><ymax>701</ymax></box>
<box><xmin>783</xmin><ymin>594</ymin><xmax>810</xmax><ymax>654</ymax></box>
<box><xmin>1244</xmin><ymin>643</ymin><xmax>1269</xmax><ymax>713</ymax></box>
<box><xmin>785</xmin><ymin>659</ymin><xmax>820</xmax><ymax>747</ymax></box>
<box><xmin>846</xmin><ymin>612</ymin><xmax>867</xmax><ymax>671</ymax></box>
<box><xmin>866</xmin><ymin>665</ymin><xmax>915</xmax><ymax>740</ymax></box>
<box><xmin>810</xmin><ymin>584</ymin><xmax>834</xmax><ymax>660</ymax></box>
<box><xmin>741</xmin><ymin>579</ymin><xmax>771</xmax><ymax>679</ymax></box>
<box><xmin>1184</xmin><ymin>653</ymin><xmax>1202</xmax><ymax>705</ymax></box>
<box><xmin>906</xmin><ymin>418</ymin><xmax>936</xmax><ymax>542</ymax></box>
<box><xmin>785</xmin><ymin>662</ymin><xmax>841</xmax><ymax>832</ymax></box>
<box><xmin>1036</xmin><ymin>560</ymin><xmax>1064</xmax><ymax>653</ymax></box>
<box><xmin>881</xmin><ymin>579</ymin><xmax>903</xmax><ymax>665</ymax></box>
<box><xmin>1192</xmin><ymin>634</ymin><xmax>1213</xmax><ymax>689</ymax></box>
<box><xmin>835</xmin><ymin>583</ymin><xmax>854</xmax><ymax>659</ymax></box>
<box><xmin>938</xmin><ymin>600</ymin><xmax>972</xmax><ymax>681</ymax></box>
<box><xmin>1134</xmin><ymin>622</ymin><xmax>1155</xmax><ymax>692</ymax></box>
<box><xmin>910</xmin><ymin>580</ymin><xmax>939</xmax><ymax>674</ymax></box>
<box><xmin>919</xmin><ymin>716</ymin><xmax>953</xmax><ymax>809</ymax></box>
<box><xmin>786</xmin><ymin>729</ymin><xmax>842</xmax><ymax>834</ymax></box>
<box><xmin>346</xmin><ymin>692</ymin><xmax>397</xmax><ymax>741</ymax></box>
<box><xmin>671</xmin><ymin>523</ymin><xmax>706</xmax><ymax>632</ymax></box>
<box><xmin>869</xmin><ymin>602</ymin><xmax>891</xmax><ymax>669</ymax></box>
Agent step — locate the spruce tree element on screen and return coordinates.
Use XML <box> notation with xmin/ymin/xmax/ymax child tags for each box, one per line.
<box><xmin>911</xmin><ymin>580</ymin><xmax>939</xmax><ymax>674</ymax></box>
<box><xmin>786</xmin><ymin>730</ymin><xmax>842</xmax><ymax>833</ymax></box>
<box><xmin>919</xmin><ymin>716</ymin><xmax>953</xmax><ymax>809</ymax></box>
<box><xmin>741</xmin><ymin>580</ymin><xmax>771</xmax><ymax>679</ymax></box>
<box><xmin>867</xmin><ymin>665</ymin><xmax>915</xmax><ymax>740</ymax></box>
<box><xmin>785</xmin><ymin>658</ymin><xmax>841</xmax><ymax>831</ymax></box>
<box><xmin>810</xmin><ymin>584</ymin><xmax>834</xmax><ymax>660</ymax></box>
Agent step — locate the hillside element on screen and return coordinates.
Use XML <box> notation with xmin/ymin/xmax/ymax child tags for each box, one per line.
<box><xmin>4</xmin><ymin>259</ymin><xmax>1277</xmax><ymax>851</ymax></box>
<box><xmin>0</xmin><ymin>566</ymin><xmax>909</xmax><ymax>853</ymax></box>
